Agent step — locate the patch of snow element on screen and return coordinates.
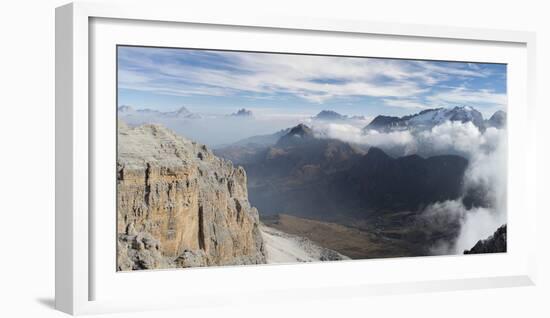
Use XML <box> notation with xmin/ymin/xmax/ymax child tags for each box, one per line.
<box><xmin>260</xmin><ymin>225</ymin><xmax>350</xmax><ymax>264</ymax></box>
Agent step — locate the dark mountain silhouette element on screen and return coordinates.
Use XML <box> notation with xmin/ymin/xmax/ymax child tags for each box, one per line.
<box><xmin>246</xmin><ymin>124</ymin><xmax>360</xmax><ymax>180</ymax></box>
<box><xmin>344</xmin><ymin>148</ymin><xmax>468</xmax><ymax>211</ymax></box>
<box><xmin>276</xmin><ymin>123</ymin><xmax>315</xmax><ymax>146</ymax></box>
<box><xmin>230</xmin><ymin>108</ymin><xmax>254</xmax><ymax>117</ymax></box>
<box><xmin>240</xmin><ymin>124</ymin><xmax>468</xmax><ymax>219</ymax></box>
<box><xmin>464</xmin><ymin>224</ymin><xmax>507</xmax><ymax>254</ymax></box>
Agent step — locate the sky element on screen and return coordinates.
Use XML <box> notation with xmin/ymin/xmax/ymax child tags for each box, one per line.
<box><xmin>117</xmin><ymin>46</ymin><xmax>507</xmax><ymax>119</ymax></box>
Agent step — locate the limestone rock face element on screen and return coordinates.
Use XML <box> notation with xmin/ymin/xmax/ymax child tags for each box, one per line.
<box><xmin>117</xmin><ymin>122</ymin><xmax>266</xmax><ymax>270</ymax></box>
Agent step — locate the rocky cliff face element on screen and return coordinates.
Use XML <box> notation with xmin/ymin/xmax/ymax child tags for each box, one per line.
<box><xmin>117</xmin><ymin>122</ymin><xmax>265</xmax><ymax>270</ymax></box>
<box><xmin>464</xmin><ymin>224</ymin><xmax>507</xmax><ymax>254</ymax></box>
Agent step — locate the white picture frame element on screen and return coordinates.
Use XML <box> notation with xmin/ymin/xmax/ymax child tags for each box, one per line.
<box><xmin>55</xmin><ymin>1</ymin><xmax>538</xmax><ymax>315</ymax></box>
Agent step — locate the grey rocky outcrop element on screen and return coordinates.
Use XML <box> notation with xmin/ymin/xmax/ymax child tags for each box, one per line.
<box><xmin>464</xmin><ymin>224</ymin><xmax>507</xmax><ymax>254</ymax></box>
<box><xmin>117</xmin><ymin>121</ymin><xmax>266</xmax><ymax>270</ymax></box>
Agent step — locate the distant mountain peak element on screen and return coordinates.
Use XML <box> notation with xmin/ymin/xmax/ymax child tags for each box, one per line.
<box><xmin>175</xmin><ymin>106</ymin><xmax>191</xmax><ymax>116</ymax></box>
<box><xmin>365</xmin><ymin>115</ymin><xmax>403</xmax><ymax>131</ymax></box>
<box><xmin>118</xmin><ymin>105</ymin><xmax>135</xmax><ymax>113</ymax></box>
<box><xmin>231</xmin><ymin>108</ymin><xmax>253</xmax><ymax>117</ymax></box>
<box><xmin>287</xmin><ymin>123</ymin><xmax>313</xmax><ymax>138</ymax></box>
<box><xmin>444</xmin><ymin>105</ymin><xmax>483</xmax><ymax>123</ymax></box>
<box><xmin>276</xmin><ymin>124</ymin><xmax>314</xmax><ymax>146</ymax></box>
<box><xmin>314</xmin><ymin>110</ymin><xmax>346</xmax><ymax>120</ymax></box>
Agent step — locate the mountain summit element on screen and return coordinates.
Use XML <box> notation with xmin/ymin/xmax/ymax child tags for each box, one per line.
<box><xmin>276</xmin><ymin>124</ymin><xmax>315</xmax><ymax>146</ymax></box>
<box><xmin>286</xmin><ymin>123</ymin><xmax>314</xmax><ymax>138</ymax></box>
<box><xmin>313</xmin><ymin>110</ymin><xmax>347</xmax><ymax>121</ymax></box>
<box><xmin>174</xmin><ymin>106</ymin><xmax>192</xmax><ymax>117</ymax></box>
<box><xmin>230</xmin><ymin>108</ymin><xmax>254</xmax><ymax>117</ymax></box>
<box><xmin>312</xmin><ymin>110</ymin><xmax>367</xmax><ymax>121</ymax></box>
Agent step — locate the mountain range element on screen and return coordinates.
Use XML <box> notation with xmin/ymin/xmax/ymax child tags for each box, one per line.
<box><xmin>118</xmin><ymin>105</ymin><xmax>201</xmax><ymax>119</ymax></box>
<box><xmin>119</xmin><ymin>104</ymin><xmax>502</xmax><ymax>219</ymax></box>
<box><xmin>218</xmin><ymin>122</ymin><xmax>468</xmax><ymax>220</ymax></box>
<box><xmin>218</xmin><ymin>106</ymin><xmax>505</xmax><ymax>152</ymax></box>
<box><xmin>118</xmin><ymin>105</ymin><xmax>258</xmax><ymax>120</ymax></box>
<box><xmin>364</xmin><ymin>106</ymin><xmax>506</xmax><ymax>132</ymax></box>
<box><xmin>118</xmin><ymin>106</ymin><xmax>505</xmax><ymax>139</ymax></box>
<box><xmin>216</xmin><ymin>106</ymin><xmax>505</xmax><ymax>166</ymax></box>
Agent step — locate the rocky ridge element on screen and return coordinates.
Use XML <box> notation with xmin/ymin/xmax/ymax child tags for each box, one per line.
<box><xmin>464</xmin><ymin>224</ymin><xmax>507</xmax><ymax>254</ymax></box>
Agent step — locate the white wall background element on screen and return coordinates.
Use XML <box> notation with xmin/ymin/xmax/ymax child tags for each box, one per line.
<box><xmin>0</xmin><ymin>0</ymin><xmax>547</xmax><ymax>317</ymax></box>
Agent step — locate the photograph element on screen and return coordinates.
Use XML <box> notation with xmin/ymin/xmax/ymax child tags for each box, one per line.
<box><xmin>116</xmin><ymin>45</ymin><xmax>508</xmax><ymax>271</ymax></box>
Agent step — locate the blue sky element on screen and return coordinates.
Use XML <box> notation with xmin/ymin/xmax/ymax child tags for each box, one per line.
<box><xmin>118</xmin><ymin>46</ymin><xmax>507</xmax><ymax>118</ymax></box>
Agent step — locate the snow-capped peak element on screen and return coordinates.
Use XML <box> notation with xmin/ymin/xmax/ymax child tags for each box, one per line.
<box><xmin>365</xmin><ymin>106</ymin><xmax>487</xmax><ymax>132</ymax></box>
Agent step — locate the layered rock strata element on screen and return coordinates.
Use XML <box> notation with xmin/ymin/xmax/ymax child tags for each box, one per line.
<box><xmin>117</xmin><ymin>122</ymin><xmax>265</xmax><ymax>270</ymax></box>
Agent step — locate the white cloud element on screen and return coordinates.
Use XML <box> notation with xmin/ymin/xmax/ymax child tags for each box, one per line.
<box><xmin>118</xmin><ymin>47</ymin><xmax>505</xmax><ymax>109</ymax></box>
<box><xmin>311</xmin><ymin>122</ymin><xmax>415</xmax><ymax>149</ymax></box>
<box><xmin>118</xmin><ymin>69</ymin><xmax>150</xmax><ymax>84</ymax></box>
<box><xmin>383</xmin><ymin>98</ymin><xmax>430</xmax><ymax>109</ymax></box>
<box><xmin>414</xmin><ymin>60</ymin><xmax>491</xmax><ymax>78</ymax></box>
<box><xmin>426</xmin><ymin>86</ymin><xmax>507</xmax><ymax>110</ymax></box>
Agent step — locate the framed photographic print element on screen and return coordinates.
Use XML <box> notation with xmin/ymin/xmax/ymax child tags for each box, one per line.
<box><xmin>56</xmin><ymin>1</ymin><xmax>537</xmax><ymax>315</ymax></box>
